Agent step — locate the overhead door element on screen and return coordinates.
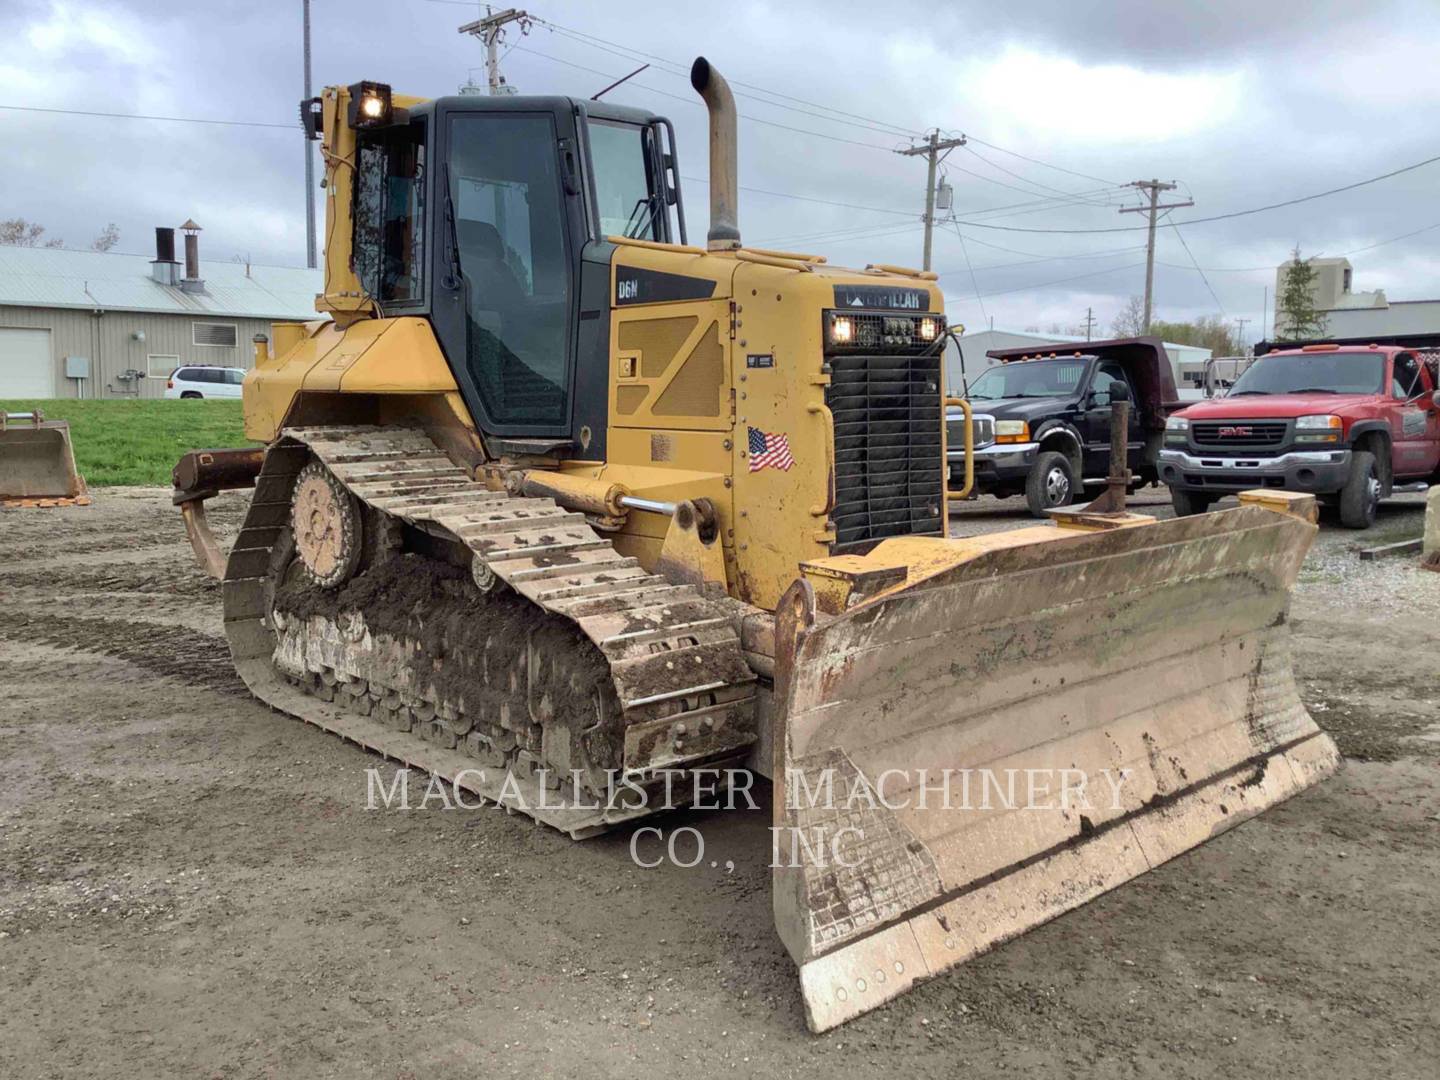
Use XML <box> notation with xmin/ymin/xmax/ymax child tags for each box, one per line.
<box><xmin>0</xmin><ymin>327</ymin><xmax>55</xmax><ymax>398</ymax></box>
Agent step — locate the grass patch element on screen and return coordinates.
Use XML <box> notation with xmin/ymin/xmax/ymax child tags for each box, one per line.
<box><xmin>1</xmin><ymin>399</ymin><xmax>254</xmax><ymax>487</ymax></box>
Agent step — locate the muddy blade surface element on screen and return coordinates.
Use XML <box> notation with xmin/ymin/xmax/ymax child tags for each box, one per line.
<box><xmin>772</xmin><ymin>506</ymin><xmax>1339</xmax><ymax>1032</ymax></box>
<box><xmin>0</xmin><ymin>423</ymin><xmax>86</xmax><ymax>502</ymax></box>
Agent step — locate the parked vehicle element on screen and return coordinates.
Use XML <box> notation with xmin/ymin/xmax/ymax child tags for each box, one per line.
<box><xmin>1159</xmin><ymin>343</ymin><xmax>1440</xmax><ymax>528</ymax></box>
<box><xmin>164</xmin><ymin>365</ymin><xmax>246</xmax><ymax>399</ymax></box>
<box><xmin>947</xmin><ymin>336</ymin><xmax>1179</xmax><ymax>517</ymax></box>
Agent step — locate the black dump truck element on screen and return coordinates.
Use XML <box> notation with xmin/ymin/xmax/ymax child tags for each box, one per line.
<box><xmin>947</xmin><ymin>336</ymin><xmax>1180</xmax><ymax>517</ymax></box>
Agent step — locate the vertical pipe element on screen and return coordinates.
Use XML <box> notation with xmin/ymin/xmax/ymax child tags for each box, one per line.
<box><xmin>303</xmin><ymin>0</ymin><xmax>317</xmax><ymax>269</ymax></box>
<box><xmin>184</xmin><ymin>232</ymin><xmax>200</xmax><ymax>280</ymax></box>
<box><xmin>689</xmin><ymin>57</ymin><xmax>740</xmax><ymax>251</ymax></box>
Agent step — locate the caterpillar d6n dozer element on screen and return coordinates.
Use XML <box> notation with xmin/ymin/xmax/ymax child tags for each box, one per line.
<box><xmin>175</xmin><ymin>59</ymin><xmax>1338</xmax><ymax>1031</ymax></box>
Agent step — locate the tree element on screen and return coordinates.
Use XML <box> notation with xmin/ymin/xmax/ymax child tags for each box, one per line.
<box><xmin>1149</xmin><ymin>314</ymin><xmax>1242</xmax><ymax>356</ymax></box>
<box><xmin>0</xmin><ymin>218</ymin><xmax>62</xmax><ymax>248</ymax></box>
<box><xmin>1275</xmin><ymin>246</ymin><xmax>1329</xmax><ymax>341</ymax></box>
<box><xmin>91</xmin><ymin>222</ymin><xmax>120</xmax><ymax>252</ymax></box>
<box><xmin>1111</xmin><ymin>295</ymin><xmax>1146</xmax><ymax>337</ymax></box>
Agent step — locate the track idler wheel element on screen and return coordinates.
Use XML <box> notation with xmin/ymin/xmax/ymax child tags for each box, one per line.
<box><xmin>290</xmin><ymin>461</ymin><xmax>363</xmax><ymax>589</ymax></box>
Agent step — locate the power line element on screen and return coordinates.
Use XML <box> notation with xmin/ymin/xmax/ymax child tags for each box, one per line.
<box><xmin>680</xmin><ymin>175</ymin><xmax>916</xmax><ymax>218</ymax></box>
<box><xmin>513</xmin><ymin>45</ymin><xmax>897</xmax><ymax>151</ymax></box>
<box><xmin>0</xmin><ymin>103</ymin><xmax>293</xmax><ymax>129</ymax></box>
<box><xmin>933</xmin><ymin>243</ymin><xmax>1147</xmax><ymax>277</ymax></box>
<box><xmin>961</xmin><ymin>133</ymin><xmax>1121</xmax><ymax>187</ymax></box>
<box><xmin>948</xmin><ymin>221</ymin><xmax>989</xmax><ymax>324</ymax></box>
<box><xmin>1149</xmin><ymin>221</ymin><xmax>1440</xmax><ymax>275</ymax></box>
<box><xmin>944</xmin><ymin>152</ymin><xmax>1440</xmax><ymax>234</ymax></box>
<box><xmin>498</xmin><ymin>9</ymin><xmax>1128</xmax><ymax>190</ymax></box>
<box><xmin>947</xmin><ymin>261</ymin><xmax>1147</xmax><ymax>301</ymax></box>
<box><xmin>1166</xmin><ymin>216</ymin><xmax>1226</xmax><ymax>316</ymax></box>
<box><xmin>959</xmin><ymin>142</ymin><xmax>1119</xmax><ymax>204</ymax></box>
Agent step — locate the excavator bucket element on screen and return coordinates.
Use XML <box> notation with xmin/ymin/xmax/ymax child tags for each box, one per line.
<box><xmin>771</xmin><ymin>494</ymin><xmax>1338</xmax><ymax>1032</ymax></box>
<box><xmin>0</xmin><ymin>411</ymin><xmax>89</xmax><ymax>507</ymax></box>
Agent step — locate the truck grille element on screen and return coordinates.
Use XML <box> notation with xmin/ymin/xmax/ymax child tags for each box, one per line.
<box><xmin>1191</xmin><ymin>420</ymin><xmax>1288</xmax><ymax>447</ymax></box>
<box><xmin>947</xmin><ymin>413</ymin><xmax>994</xmax><ymax>450</ymax></box>
<box><xmin>827</xmin><ymin>353</ymin><xmax>944</xmax><ymax>549</ymax></box>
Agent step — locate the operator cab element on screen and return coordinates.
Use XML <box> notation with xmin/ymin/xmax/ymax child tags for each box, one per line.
<box><xmin>334</xmin><ymin>83</ymin><xmax>686</xmax><ymax>455</ymax></box>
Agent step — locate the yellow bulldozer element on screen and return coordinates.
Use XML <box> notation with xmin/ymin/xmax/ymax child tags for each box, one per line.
<box><xmin>174</xmin><ymin>59</ymin><xmax>1337</xmax><ymax>1031</ymax></box>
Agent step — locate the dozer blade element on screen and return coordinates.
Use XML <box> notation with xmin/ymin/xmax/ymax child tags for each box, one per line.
<box><xmin>770</xmin><ymin>500</ymin><xmax>1338</xmax><ymax>1032</ymax></box>
<box><xmin>0</xmin><ymin>412</ymin><xmax>89</xmax><ymax>507</ymax></box>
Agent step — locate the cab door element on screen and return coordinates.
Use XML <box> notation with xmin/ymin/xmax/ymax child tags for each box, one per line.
<box><xmin>1081</xmin><ymin>361</ymin><xmax>1143</xmax><ymax>477</ymax></box>
<box><xmin>1387</xmin><ymin>351</ymin><xmax>1440</xmax><ymax>477</ymax></box>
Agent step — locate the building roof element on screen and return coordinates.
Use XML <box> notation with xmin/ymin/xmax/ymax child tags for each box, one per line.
<box><xmin>0</xmin><ymin>245</ymin><xmax>322</xmax><ymax>320</ymax></box>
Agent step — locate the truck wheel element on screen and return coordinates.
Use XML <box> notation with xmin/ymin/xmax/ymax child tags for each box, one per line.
<box><xmin>1170</xmin><ymin>488</ymin><xmax>1215</xmax><ymax>517</ymax></box>
<box><xmin>1338</xmin><ymin>450</ymin><xmax>1380</xmax><ymax>529</ymax></box>
<box><xmin>1025</xmin><ymin>452</ymin><xmax>1075</xmax><ymax>517</ymax></box>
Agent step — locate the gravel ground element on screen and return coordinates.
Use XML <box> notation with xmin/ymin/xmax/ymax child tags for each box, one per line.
<box><xmin>1</xmin><ymin>487</ymin><xmax>1437</xmax><ymax>1079</ymax></box>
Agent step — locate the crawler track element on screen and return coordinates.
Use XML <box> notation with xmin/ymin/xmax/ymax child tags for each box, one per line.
<box><xmin>221</xmin><ymin>426</ymin><xmax>758</xmax><ymax>838</ymax></box>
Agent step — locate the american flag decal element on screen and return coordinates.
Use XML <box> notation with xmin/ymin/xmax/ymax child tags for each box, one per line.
<box><xmin>747</xmin><ymin>426</ymin><xmax>795</xmax><ymax>472</ymax></box>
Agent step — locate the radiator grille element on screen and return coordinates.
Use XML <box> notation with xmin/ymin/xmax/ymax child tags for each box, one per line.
<box><xmin>827</xmin><ymin>353</ymin><xmax>944</xmax><ymax>549</ymax></box>
<box><xmin>947</xmin><ymin>412</ymin><xmax>994</xmax><ymax>450</ymax></box>
<box><xmin>1191</xmin><ymin>420</ymin><xmax>1288</xmax><ymax>447</ymax></box>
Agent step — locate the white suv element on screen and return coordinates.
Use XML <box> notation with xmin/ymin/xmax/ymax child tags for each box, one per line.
<box><xmin>165</xmin><ymin>365</ymin><xmax>247</xmax><ymax>399</ymax></box>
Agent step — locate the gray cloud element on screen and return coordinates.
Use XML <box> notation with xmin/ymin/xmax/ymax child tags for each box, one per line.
<box><xmin>3</xmin><ymin>0</ymin><xmax>1437</xmax><ymax>340</ymax></box>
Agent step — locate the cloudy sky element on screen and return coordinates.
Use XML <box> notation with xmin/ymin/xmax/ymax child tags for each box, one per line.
<box><xmin>3</xmin><ymin>0</ymin><xmax>1438</xmax><ymax>343</ymax></box>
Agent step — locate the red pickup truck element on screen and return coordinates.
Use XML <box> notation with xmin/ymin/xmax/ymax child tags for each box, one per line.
<box><xmin>1159</xmin><ymin>343</ymin><xmax>1440</xmax><ymax>527</ymax></box>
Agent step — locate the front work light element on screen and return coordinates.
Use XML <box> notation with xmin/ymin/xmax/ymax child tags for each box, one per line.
<box><xmin>347</xmin><ymin>81</ymin><xmax>394</xmax><ymax>127</ymax></box>
<box><xmin>830</xmin><ymin>315</ymin><xmax>854</xmax><ymax>344</ymax></box>
<box><xmin>918</xmin><ymin>317</ymin><xmax>938</xmax><ymax>342</ymax></box>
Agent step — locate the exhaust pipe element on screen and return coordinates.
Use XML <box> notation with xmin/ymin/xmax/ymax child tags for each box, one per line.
<box><xmin>690</xmin><ymin>57</ymin><xmax>740</xmax><ymax>251</ymax></box>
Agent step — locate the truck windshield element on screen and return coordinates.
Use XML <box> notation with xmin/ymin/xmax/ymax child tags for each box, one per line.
<box><xmin>1227</xmin><ymin>352</ymin><xmax>1385</xmax><ymax>396</ymax></box>
<box><xmin>968</xmin><ymin>358</ymin><xmax>1088</xmax><ymax>399</ymax></box>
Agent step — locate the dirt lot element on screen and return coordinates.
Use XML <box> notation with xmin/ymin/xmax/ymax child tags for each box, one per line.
<box><xmin>2</xmin><ymin>488</ymin><xmax>1438</xmax><ymax>1079</ymax></box>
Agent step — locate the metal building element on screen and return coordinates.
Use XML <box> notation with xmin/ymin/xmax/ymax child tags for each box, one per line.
<box><xmin>0</xmin><ymin>226</ymin><xmax>322</xmax><ymax>400</ymax></box>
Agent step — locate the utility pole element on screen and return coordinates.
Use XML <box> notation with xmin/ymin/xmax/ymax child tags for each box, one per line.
<box><xmin>1118</xmin><ymin>179</ymin><xmax>1192</xmax><ymax>332</ymax></box>
<box><xmin>302</xmin><ymin>0</ymin><xmax>316</xmax><ymax>269</ymax></box>
<box><xmin>1234</xmin><ymin>317</ymin><xmax>1250</xmax><ymax>355</ymax></box>
<box><xmin>459</xmin><ymin>7</ymin><xmax>533</xmax><ymax>96</ymax></box>
<box><xmin>895</xmin><ymin>130</ymin><xmax>966</xmax><ymax>272</ymax></box>
<box><xmin>1083</xmin><ymin>306</ymin><xmax>1097</xmax><ymax>341</ymax></box>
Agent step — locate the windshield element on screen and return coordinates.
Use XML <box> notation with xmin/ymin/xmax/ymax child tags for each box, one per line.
<box><xmin>968</xmin><ymin>358</ymin><xmax>1088</xmax><ymax>400</ymax></box>
<box><xmin>587</xmin><ymin>119</ymin><xmax>659</xmax><ymax>241</ymax></box>
<box><xmin>448</xmin><ymin>113</ymin><xmax>571</xmax><ymax>426</ymax></box>
<box><xmin>1227</xmin><ymin>352</ymin><xmax>1385</xmax><ymax>396</ymax></box>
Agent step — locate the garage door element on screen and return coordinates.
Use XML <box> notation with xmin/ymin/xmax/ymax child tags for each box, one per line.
<box><xmin>0</xmin><ymin>327</ymin><xmax>55</xmax><ymax>398</ymax></box>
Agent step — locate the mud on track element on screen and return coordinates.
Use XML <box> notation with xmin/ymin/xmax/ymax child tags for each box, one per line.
<box><xmin>1</xmin><ymin>486</ymin><xmax>1437</xmax><ymax>1079</ymax></box>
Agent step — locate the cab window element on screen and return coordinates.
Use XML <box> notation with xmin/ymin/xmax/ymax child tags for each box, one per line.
<box><xmin>448</xmin><ymin>113</ymin><xmax>571</xmax><ymax>426</ymax></box>
<box><xmin>353</xmin><ymin>121</ymin><xmax>426</xmax><ymax>304</ymax></box>
<box><xmin>587</xmin><ymin>119</ymin><xmax>660</xmax><ymax>241</ymax></box>
<box><xmin>1392</xmin><ymin>352</ymin><xmax>1422</xmax><ymax>399</ymax></box>
<box><xmin>1090</xmin><ymin>362</ymin><xmax>1131</xmax><ymax>406</ymax></box>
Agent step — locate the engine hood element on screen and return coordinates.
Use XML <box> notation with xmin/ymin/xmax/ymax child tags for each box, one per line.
<box><xmin>1177</xmin><ymin>392</ymin><xmax>1378</xmax><ymax>420</ymax></box>
<box><xmin>966</xmin><ymin>396</ymin><xmax>1078</xmax><ymax>423</ymax></box>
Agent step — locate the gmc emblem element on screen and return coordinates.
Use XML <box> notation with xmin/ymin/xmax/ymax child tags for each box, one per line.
<box><xmin>1219</xmin><ymin>425</ymin><xmax>1253</xmax><ymax>438</ymax></box>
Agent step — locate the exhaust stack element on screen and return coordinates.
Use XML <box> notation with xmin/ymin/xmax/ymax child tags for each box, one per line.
<box><xmin>180</xmin><ymin>218</ymin><xmax>205</xmax><ymax>294</ymax></box>
<box><xmin>690</xmin><ymin>57</ymin><xmax>740</xmax><ymax>251</ymax></box>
